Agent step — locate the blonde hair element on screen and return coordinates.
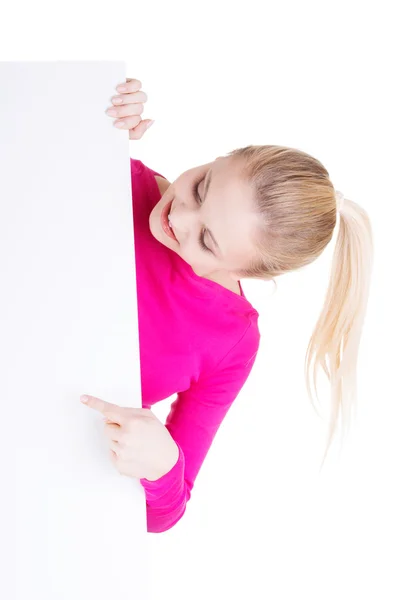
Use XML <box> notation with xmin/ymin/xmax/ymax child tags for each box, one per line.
<box><xmin>226</xmin><ymin>145</ymin><xmax>374</xmax><ymax>470</ymax></box>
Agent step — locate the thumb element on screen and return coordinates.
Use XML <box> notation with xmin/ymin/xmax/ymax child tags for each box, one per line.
<box><xmin>129</xmin><ymin>119</ymin><xmax>155</xmax><ymax>140</ymax></box>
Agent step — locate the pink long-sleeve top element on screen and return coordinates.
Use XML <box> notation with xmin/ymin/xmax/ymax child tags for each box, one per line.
<box><xmin>131</xmin><ymin>158</ymin><xmax>261</xmax><ymax>533</ymax></box>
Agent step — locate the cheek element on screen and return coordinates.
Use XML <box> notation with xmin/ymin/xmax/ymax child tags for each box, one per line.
<box><xmin>181</xmin><ymin>246</ymin><xmax>210</xmax><ymax>273</ymax></box>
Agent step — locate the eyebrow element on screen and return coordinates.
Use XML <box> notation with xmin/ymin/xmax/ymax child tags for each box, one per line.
<box><xmin>203</xmin><ymin>169</ymin><xmax>222</xmax><ymax>256</ymax></box>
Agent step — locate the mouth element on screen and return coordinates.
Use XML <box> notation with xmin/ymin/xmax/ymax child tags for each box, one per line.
<box><xmin>161</xmin><ymin>200</ymin><xmax>178</xmax><ymax>242</ymax></box>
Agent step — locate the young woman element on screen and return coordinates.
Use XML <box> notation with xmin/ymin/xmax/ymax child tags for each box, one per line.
<box><xmin>83</xmin><ymin>77</ymin><xmax>374</xmax><ymax>534</ymax></box>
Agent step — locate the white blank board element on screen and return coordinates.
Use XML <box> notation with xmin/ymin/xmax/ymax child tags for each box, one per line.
<box><xmin>0</xmin><ymin>61</ymin><xmax>149</xmax><ymax>599</ymax></box>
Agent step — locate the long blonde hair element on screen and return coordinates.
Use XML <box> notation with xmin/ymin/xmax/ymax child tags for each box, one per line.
<box><xmin>226</xmin><ymin>145</ymin><xmax>374</xmax><ymax>469</ymax></box>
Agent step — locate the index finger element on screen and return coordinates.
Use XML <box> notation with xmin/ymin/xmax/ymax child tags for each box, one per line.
<box><xmin>80</xmin><ymin>395</ymin><xmax>124</xmax><ymax>424</ymax></box>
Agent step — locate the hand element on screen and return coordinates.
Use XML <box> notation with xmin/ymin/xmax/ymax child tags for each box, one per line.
<box><xmin>105</xmin><ymin>77</ymin><xmax>154</xmax><ymax>140</ymax></box>
<box><xmin>80</xmin><ymin>394</ymin><xmax>179</xmax><ymax>481</ymax></box>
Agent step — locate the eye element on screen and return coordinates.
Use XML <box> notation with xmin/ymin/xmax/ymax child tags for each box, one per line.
<box><xmin>192</xmin><ymin>178</ymin><xmax>212</xmax><ymax>253</ymax></box>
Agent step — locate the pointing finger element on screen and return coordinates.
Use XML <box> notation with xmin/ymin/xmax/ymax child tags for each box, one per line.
<box><xmin>80</xmin><ymin>395</ymin><xmax>124</xmax><ymax>424</ymax></box>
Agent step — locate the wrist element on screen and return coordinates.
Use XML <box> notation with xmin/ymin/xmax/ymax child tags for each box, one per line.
<box><xmin>146</xmin><ymin>441</ymin><xmax>180</xmax><ymax>482</ymax></box>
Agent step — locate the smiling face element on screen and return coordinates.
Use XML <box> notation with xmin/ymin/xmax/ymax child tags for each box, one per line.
<box><xmin>149</xmin><ymin>156</ymin><xmax>261</xmax><ymax>282</ymax></box>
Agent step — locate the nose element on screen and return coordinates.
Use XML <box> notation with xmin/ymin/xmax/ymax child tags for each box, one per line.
<box><xmin>169</xmin><ymin>206</ymin><xmax>196</xmax><ymax>238</ymax></box>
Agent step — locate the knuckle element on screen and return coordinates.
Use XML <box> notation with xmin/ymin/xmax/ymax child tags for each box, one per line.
<box><xmin>121</xmin><ymin>109</ymin><xmax>140</xmax><ymax>122</ymax></box>
<box><xmin>125</xmin><ymin>419</ymin><xmax>137</xmax><ymax>434</ymax></box>
<box><xmin>121</xmin><ymin>431</ymin><xmax>131</xmax><ymax>444</ymax></box>
<box><xmin>117</xmin><ymin>444</ymin><xmax>126</xmax><ymax>457</ymax></box>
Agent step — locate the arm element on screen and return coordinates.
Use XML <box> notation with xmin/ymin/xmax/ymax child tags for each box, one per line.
<box><xmin>139</xmin><ymin>324</ymin><xmax>260</xmax><ymax>533</ymax></box>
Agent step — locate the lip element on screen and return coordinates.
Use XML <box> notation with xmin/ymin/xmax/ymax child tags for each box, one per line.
<box><xmin>161</xmin><ymin>200</ymin><xmax>178</xmax><ymax>242</ymax></box>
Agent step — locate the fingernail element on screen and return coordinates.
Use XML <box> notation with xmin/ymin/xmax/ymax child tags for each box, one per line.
<box><xmin>146</xmin><ymin>120</ymin><xmax>155</xmax><ymax>130</ymax></box>
<box><xmin>117</xmin><ymin>86</ymin><xmax>127</xmax><ymax>92</ymax></box>
<box><xmin>81</xmin><ymin>396</ymin><xmax>88</xmax><ymax>403</ymax></box>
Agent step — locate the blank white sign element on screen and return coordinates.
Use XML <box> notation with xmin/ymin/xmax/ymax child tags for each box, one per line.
<box><xmin>0</xmin><ymin>61</ymin><xmax>149</xmax><ymax>599</ymax></box>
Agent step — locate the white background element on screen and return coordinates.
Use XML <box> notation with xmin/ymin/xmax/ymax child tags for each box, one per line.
<box><xmin>2</xmin><ymin>1</ymin><xmax>399</xmax><ymax>599</ymax></box>
<box><xmin>0</xmin><ymin>62</ymin><xmax>150</xmax><ymax>599</ymax></box>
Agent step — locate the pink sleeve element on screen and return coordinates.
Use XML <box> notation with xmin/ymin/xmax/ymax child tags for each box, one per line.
<box><xmin>139</xmin><ymin>324</ymin><xmax>260</xmax><ymax>533</ymax></box>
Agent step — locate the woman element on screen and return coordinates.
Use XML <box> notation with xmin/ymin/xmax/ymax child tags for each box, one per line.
<box><xmin>83</xmin><ymin>77</ymin><xmax>374</xmax><ymax>534</ymax></box>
